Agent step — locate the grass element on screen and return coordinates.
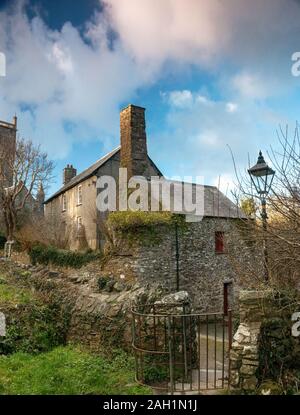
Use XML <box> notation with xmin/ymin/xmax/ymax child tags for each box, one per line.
<box><xmin>0</xmin><ymin>346</ymin><xmax>152</xmax><ymax>395</ymax></box>
<box><xmin>0</xmin><ymin>275</ymin><xmax>34</xmax><ymax>306</ymax></box>
<box><xmin>0</xmin><ymin>263</ymin><xmax>151</xmax><ymax>395</ymax></box>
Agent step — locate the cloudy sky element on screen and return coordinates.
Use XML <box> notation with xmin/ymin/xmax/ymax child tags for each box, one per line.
<box><xmin>1</xmin><ymin>0</ymin><xmax>300</xmax><ymax>196</ymax></box>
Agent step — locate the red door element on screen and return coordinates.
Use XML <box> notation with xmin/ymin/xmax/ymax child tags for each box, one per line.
<box><xmin>223</xmin><ymin>282</ymin><xmax>232</xmax><ymax>315</ymax></box>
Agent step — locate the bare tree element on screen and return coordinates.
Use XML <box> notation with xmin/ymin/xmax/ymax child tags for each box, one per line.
<box><xmin>15</xmin><ymin>212</ymin><xmax>72</xmax><ymax>250</ymax></box>
<box><xmin>231</xmin><ymin>124</ymin><xmax>300</xmax><ymax>290</ymax></box>
<box><xmin>0</xmin><ymin>137</ymin><xmax>54</xmax><ymax>241</ymax></box>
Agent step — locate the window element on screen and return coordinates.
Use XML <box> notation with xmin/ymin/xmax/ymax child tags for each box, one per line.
<box><xmin>215</xmin><ymin>231</ymin><xmax>225</xmax><ymax>254</ymax></box>
<box><xmin>62</xmin><ymin>194</ymin><xmax>67</xmax><ymax>211</ymax></box>
<box><xmin>77</xmin><ymin>216</ymin><xmax>82</xmax><ymax>230</ymax></box>
<box><xmin>77</xmin><ymin>185</ymin><xmax>82</xmax><ymax>205</ymax></box>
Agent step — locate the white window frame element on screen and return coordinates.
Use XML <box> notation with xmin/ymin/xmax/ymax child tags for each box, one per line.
<box><xmin>77</xmin><ymin>185</ymin><xmax>83</xmax><ymax>205</ymax></box>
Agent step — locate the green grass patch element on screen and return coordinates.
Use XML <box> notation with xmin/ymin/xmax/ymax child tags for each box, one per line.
<box><xmin>0</xmin><ymin>277</ymin><xmax>34</xmax><ymax>307</ymax></box>
<box><xmin>0</xmin><ymin>346</ymin><xmax>151</xmax><ymax>395</ymax></box>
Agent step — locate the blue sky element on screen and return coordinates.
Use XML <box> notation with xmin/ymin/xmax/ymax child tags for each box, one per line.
<box><xmin>1</xmin><ymin>0</ymin><xmax>300</xmax><ymax>197</ymax></box>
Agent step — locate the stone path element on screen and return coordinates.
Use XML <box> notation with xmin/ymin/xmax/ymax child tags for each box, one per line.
<box><xmin>167</xmin><ymin>330</ymin><xmax>230</xmax><ymax>394</ymax></box>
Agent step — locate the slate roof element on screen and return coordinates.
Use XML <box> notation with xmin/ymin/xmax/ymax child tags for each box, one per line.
<box><xmin>44</xmin><ymin>146</ymin><xmax>163</xmax><ymax>204</ymax></box>
<box><xmin>44</xmin><ymin>147</ymin><xmax>121</xmax><ymax>203</ymax></box>
<box><xmin>166</xmin><ymin>181</ymin><xmax>247</xmax><ymax>219</ymax></box>
<box><xmin>201</xmin><ymin>184</ymin><xmax>247</xmax><ymax>219</ymax></box>
<box><xmin>45</xmin><ymin>148</ymin><xmax>247</xmax><ymax>219</ymax></box>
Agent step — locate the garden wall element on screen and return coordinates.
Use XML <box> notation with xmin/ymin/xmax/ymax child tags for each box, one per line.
<box><xmin>230</xmin><ymin>290</ymin><xmax>300</xmax><ymax>393</ymax></box>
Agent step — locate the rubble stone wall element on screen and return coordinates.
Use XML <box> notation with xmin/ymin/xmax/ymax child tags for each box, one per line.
<box><xmin>230</xmin><ymin>290</ymin><xmax>300</xmax><ymax>392</ymax></box>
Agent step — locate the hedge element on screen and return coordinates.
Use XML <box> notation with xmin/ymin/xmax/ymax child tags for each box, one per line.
<box><xmin>28</xmin><ymin>245</ymin><xmax>101</xmax><ymax>268</ymax></box>
<box><xmin>107</xmin><ymin>211</ymin><xmax>185</xmax><ymax>231</ymax></box>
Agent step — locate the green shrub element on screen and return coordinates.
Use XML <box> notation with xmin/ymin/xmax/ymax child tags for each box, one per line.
<box><xmin>108</xmin><ymin>211</ymin><xmax>173</xmax><ymax>230</ymax></box>
<box><xmin>107</xmin><ymin>211</ymin><xmax>186</xmax><ymax>246</ymax></box>
<box><xmin>28</xmin><ymin>245</ymin><xmax>101</xmax><ymax>268</ymax></box>
<box><xmin>0</xmin><ymin>301</ymin><xmax>71</xmax><ymax>355</ymax></box>
<box><xmin>143</xmin><ymin>355</ymin><xmax>169</xmax><ymax>384</ymax></box>
<box><xmin>107</xmin><ymin>211</ymin><xmax>185</xmax><ymax>231</ymax></box>
<box><xmin>257</xmin><ymin>317</ymin><xmax>300</xmax><ymax>390</ymax></box>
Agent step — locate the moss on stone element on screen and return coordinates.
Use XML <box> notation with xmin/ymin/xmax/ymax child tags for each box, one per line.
<box><xmin>107</xmin><ymin>211</ymin><xmax>187</xmax><ymax>246</ymax></box>
<box><xmin>257</xmin><ymin>380</ymin><xmax>284</xmax><ymax>395</ymax></box>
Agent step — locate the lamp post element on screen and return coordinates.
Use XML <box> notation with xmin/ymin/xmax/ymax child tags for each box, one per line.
<box><xmin>248</xmin><ymin>151</ymin><xmax>275</xmax><ymax>282</ymax></box>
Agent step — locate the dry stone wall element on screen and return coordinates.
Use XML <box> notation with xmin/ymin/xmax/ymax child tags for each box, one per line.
<box><xmin>22</xmin><ymin>262</ymin><xmax>166</xmax><ymax>351</ymax></box>
<box><xmin>230</xmin><ymin>290</ymin><xmax>300</xmax><ymax>393</ymax></box>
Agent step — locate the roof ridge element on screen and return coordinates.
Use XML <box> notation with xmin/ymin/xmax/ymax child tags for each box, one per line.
<box><xmin>44</xmin><ymin>146</ymin><xmax>121</xmax><ymax>204</ymax></box>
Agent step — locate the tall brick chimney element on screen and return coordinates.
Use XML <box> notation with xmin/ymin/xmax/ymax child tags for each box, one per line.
<box><xmin>63</xmin><ymin>164</ymin><xmax>77</xmax><ymax>185</ymax></box>
<box><xmin>120</xmin><ymin>104</ymin><xmax>149</xmax><ymax>178</ymax></box>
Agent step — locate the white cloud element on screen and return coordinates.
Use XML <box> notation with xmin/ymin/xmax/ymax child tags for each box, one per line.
<box><xmin>154</xmin><ymin>88</ymin><xmax>289</xmax><ymax>188</ymax></box>
<box><xmin>0</xmin><ymin>0</ymin><xmax>299</xmax><ymax>185</ymax></box>
<box><xmin>103</xmin><ymin>0</ymin><xmax>230</xmax><ymax>66</ymax></box>
<box><xmin>50</xmin><ymin>43</ymin><xmax>74</xmax><ymax>75</ymax></box>
<box><xmin>198</xmin><ymin>130</ymin><xmax>220</xmax><ymax>147</ymax></box>
<box><xmin>103</xmin><ymin>0</ymin><xmax>300</xmax><ymax>69</ymax></box>
<box><xmin>164</xmin><ymin>90</ymin><xmax>214</xmax><ymax>109</ymax></box>
<box><xmin>167</xmin><ymin>90</ymin><xmax>193</xmax><ymax>108</ymax></box>
<box><xmin>0</xmin><ymin>2</ymin><xmax>156</xmax><ymax>158</ymax></box>
<box><xmin>103</xmin><ymin>0</ymin><xmax>300</xmax><ymax>100</ymax></box>
<box><xmin>226</xmin><ymin>102</ymin><xmax>238</xmax><ymax>113</ymax></box>
<box><xmin>232</xmin><ymin>73</ymin><xmax>272</xmax><ymax>99</ymax></box>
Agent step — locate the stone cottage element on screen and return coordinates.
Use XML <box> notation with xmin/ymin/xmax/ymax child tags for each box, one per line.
<box><xmin>43</xmin><ymin>104</ymin><xmax>259</xmax><ymax>311</ymax></box>
<box><xmin>44</xmin><ymin>104</ymin><xmax>246</xmax><ymax>247</ymax></box>
<box><xmin>44</xmin><ymin>105</ymin><xmax>163</xmax><ymax>250</ymax></box>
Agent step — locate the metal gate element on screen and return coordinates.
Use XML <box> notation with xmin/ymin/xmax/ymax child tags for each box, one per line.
<box><xmin>132</xmin><ymin>304</ymin><xmax>233</xmax><ymax>394</ymax></box>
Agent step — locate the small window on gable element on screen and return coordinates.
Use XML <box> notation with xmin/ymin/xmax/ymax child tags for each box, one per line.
<box><xmin>215</xmin><ymin>231</ymin><xmax>225</xmax><ymax>254</ymax></box>
<box><xmin>62</xmin><ymin>194</ymin><xmax>67</xmax><ymax>211</ymax></box>
<box><xmin>77</xmin><ymin>185</ymin><xmax>82</xmax><ymax>205</ymax></box>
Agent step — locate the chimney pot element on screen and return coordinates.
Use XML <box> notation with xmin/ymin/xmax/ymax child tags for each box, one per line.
<box><xmin>63</xmin><ymin>164</ymin><xmax>77</xmax><ymax>185</ymax></box>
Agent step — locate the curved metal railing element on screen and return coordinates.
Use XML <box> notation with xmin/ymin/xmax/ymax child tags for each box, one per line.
<box><xmin>132</xmin><ymin>303</ymin><xmax>232</xmax><ymax>394</ymax></box>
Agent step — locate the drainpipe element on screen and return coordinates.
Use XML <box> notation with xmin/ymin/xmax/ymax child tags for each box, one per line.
<box><xmin>175</xmin><ymin>222</ymin><xmax>180</xmax><ymax>291</ymax></box>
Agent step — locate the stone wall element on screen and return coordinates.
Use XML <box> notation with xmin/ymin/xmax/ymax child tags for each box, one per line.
<box><xmin>25</xmin><ymin>262</ymin><xmax>166</xmax><ymax>351</ymax></box>
<box><xmin>106</xmin><ymin>217</ymin><xmax>261</xmax><ymax>313</ymax></box>
<box><xmin>230</xmin><ymin>290</ymin><xmax>300</xmax><ymax>393</ymax></box>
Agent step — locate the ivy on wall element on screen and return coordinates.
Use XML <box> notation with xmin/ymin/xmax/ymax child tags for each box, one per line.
<box><xmin>107</xmin><ymin>211</ymin><xmax>187</xmax><ymax>246</ymax></box>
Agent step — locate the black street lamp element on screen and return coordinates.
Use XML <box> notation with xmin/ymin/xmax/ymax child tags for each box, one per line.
<box><xmin>248</xmin><ymin>151</ymin><xmax>275</xmax><ymax>281</ymax></box>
